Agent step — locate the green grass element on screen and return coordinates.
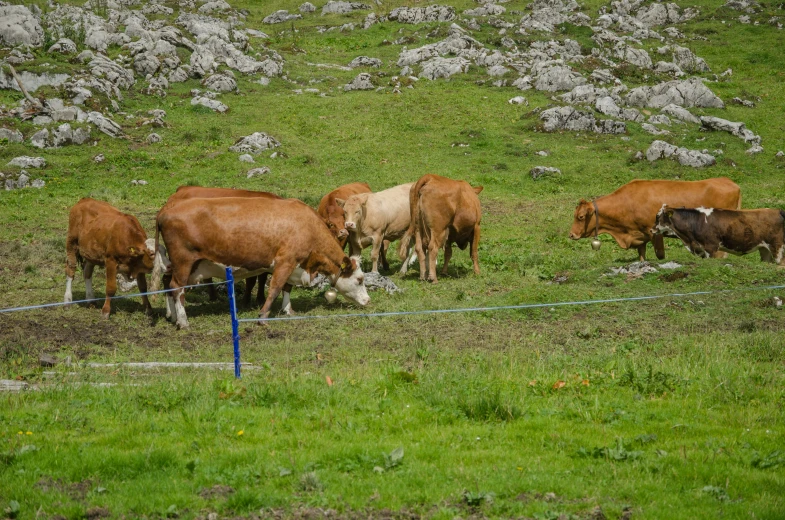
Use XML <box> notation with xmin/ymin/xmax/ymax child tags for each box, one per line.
<box><xmin>2</xmin><ymin>0</ymin><xmax>785</xmax><ymax>518</ymax></box>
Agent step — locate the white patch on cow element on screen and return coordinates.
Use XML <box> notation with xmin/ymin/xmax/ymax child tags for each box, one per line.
<box><xmin>776</xmin><ymin>245</ymin><xmax>785</xmax><ymax>264</ymax></box>
<box><xmin>696</xmin><ymin>207</ymin><xmax>714</xmax><ymax>222</ymax></box>
<box><xmin>165</xmin><ymin>293</ymin><xmax>174</xmax><ymax>321</ymax></box>
<box><xmin>85</xmin><ymin>277</ymin><xmax>94</xmax><ymax>300</ymax></box>
<box><xmin>281</xmin><ymin>289</ymin><xmax>294</xmax><ymax>316</ymax></box>
<box><xmin>333</xmin><ymin>265</ymin><xmax>370</xmax><ymax>306</ymax></box>
<box><xmin>64</xmin><ymin>276</ymin><xmax>73</xmax><ymax>303</ymax></box>
<box><xmin>174</xmin><ymin>289</ymin><xmax>189</xmax><ymax>329</ymax></box>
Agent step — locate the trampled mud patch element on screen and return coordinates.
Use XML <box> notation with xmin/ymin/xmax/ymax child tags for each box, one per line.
<box><xmin>199</xmin><ymin>485</ymin><xmax>235</xmax><ymax>499</ymax></box>
<box><xmin>35</xmin><ymin>476</ymin><xmax>94</xmax><ymax>500</ymax></box>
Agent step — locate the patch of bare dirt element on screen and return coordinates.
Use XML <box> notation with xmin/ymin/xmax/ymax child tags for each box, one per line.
<box><xmin>35</xmin><ymin>476</ymin><xmax>94</xmax><ymax>501</ymax></box>
<box><xmin>199</xmin><ymin>485</ymin><xmax>235</xmax><ymax>499</ymax></box>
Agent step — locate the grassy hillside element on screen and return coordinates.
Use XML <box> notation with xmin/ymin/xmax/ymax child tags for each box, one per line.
<box><xmin>1</xmin><ymin>0</ymin><xmax>784</xmax><ymax>518</ymax></box>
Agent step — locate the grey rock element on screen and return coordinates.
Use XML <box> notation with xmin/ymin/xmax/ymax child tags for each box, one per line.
<box><xmin>147</xmin><ymin>133</ymin><xmax>162</xmax><ymax>144</ymax></box>
<box><xmin>541</xmin><ymin>106</ymin><xmax>594</xmax><ymax>132</ymax></box>
<box><xmin>590</xmin><ymin>68</ymin><xmax>617</xmax><ymax>84</ymax></box>
<box><xmin>641</xmin><ymin>123</ymin><xmax>669</xmax><ymax>135</ymax></box>
<box><xmin>30</xmin><ymin>129</ymin><xmax>50</xmax><ymax>149</ymax></box>
<box><xmin>776</xmin><ymin>151</ymin><xmax>784</xmax><ymax>158</ymax></box>
<box><xmin>700</xmin><ymin>116</ymin><xmax>761</xmax><ymax>144</ymax></box>
<box><xmin>746</xmin><ymin>144</ymin><xmax>764</xmax><ymax>154</ymax></box>
<box><xmin>199</xmin><ymin>1</ymin><xmax>231</xmax><ymax>14</ymax></box>
<box><xmin>464</xmin><ymin>3</ymin><xmax>506</xmax><ymax>16</ymax></box>
<box><xmin>344</xmin><ymin>72</ymin><xmax>376</xmax><ymax>90</ymax></box>
<box><xmin>202</xmin><ymin>72</ymin><xmax>237</xmax><ymax>92</ymax></box>
<box><xmin>654</xmin><ymin>61</ymin><xmax>684</xmax><ymax>77</ymax></box>
<box><xmin>363</xmin><ymin>272</ymin><xmax>402</xmax><ymax>294</ymax></box>
<box><xmin>660</xmin><ymin>103</ymin><xmax>700</xmax><ymax>124</ymax></box>
<box><xmin>263</xmin><ymin>10</ymin><xmax>302</xmax><ymax>24</ymax></box>
<box><xmin>419</xmin><ymin>57</ymin><xmax>470</xmax><ymax>80</ymax></box>
<box><xmin>189</xmin><ymin>46</ymin><xmax>217</xmax><ymax>78</ymax></box>
<box><xmin>625</xmin><ymin>78</ymin><xmax>724</xmax><ymax>108</ymax></box>
<box><xmin>363</xmin><ymin>12</ymin><xmax>380</xmax><ymax>29</ymax></box>
<box><xmin>90</xmin><ymin>55</ymin><xmax>135</xmax><ymax>90</ymax></box>
<box><xmin>48</xmin><ymin>38</ymin><xmax>77</xmax><ymax>54</ymax></box>
<box><xmin>671</xmin><ymin>45</ymin><xmax>710</xmax><ymax>73</ymax></box>
<box><xmin>94</xmin><ymin>154</ymin><xmax>106</xmax><ymax>163</ymax></box>
<box><xmin>534</xmin><ymin>65</ymin><xmax>586</xmax><ymax>92</ymax></box>
<box><xmin>724</xmin><ymin>0</ymin><xmax>759</xmax><ymax>12</ymax></box>
<box><xmin>246</xmin><ymin>166</ymin><xmax>271</xmax><ymax>178</ymax></box>
<box><xmin>595</xmin><ymin>96</ymin><xmax>621</xmax><ymax>117</ymax></box>
<box><xmin>230</xmin><ymin>132</ymin><xmax>281</xmax><ymax>154</ymax></box>
<box><xmin>322</xmin><ymin>1</ymin><xmax>372</xmax><ymax>15</ymax></box>
<box><xmin>116</xmin><ymin>273</ymin><xmax>138</xmax><ymax>292</ymax></box>
<box><xmin>5</xmin><ymin>179</ymin><xmax>15</xmax><ymax>191</ymax></box>
<box><xmin>299</xmin><ymin>2</ymin><xmax>317</xmax><ymax>13</ymax></box>
<box><xmin>31</xmin><ymin>179</ymin><xmax>45</xmax><ymax>188</ymax></box>
<box><xmin>33</xmin><ymin>115</ymin><xmax>54</xmax><ymax>126</ymax></box>
<box><xmin>17</xmin><ymin>173</ymin><xmax>29</xmax><ymax>189</ymax></box>
<box><xmin>487</xmin><ymin>65</ymin><xmax>510</xmax><ymax>77</ymax></box>
<box><xmin>52</xmin><ymin>123</ymin><xmax>74</xmax><ymax>147</ymax></box>
<box><xmin>646</xmin><ymin>140</ymin><xmax>716</xmax><ymax>167</ymax></box>
<box><xmin>0</xmin><ymin>128</ymin><xmax>24</xmax><ymax>143</ymax></box>
<box><xmin>388</xmin><ymin>5</ymin><xmax>455</xmax><ymax>23</ymax></box>
<box><xmin>731</xmin><ymin>97</ymin><xmax>755</xmax><ymax>108</ymax></box>
<box><xmin>144</xmin><ymin>75</ymin><xmax>169</xmax><ymax>96</ymax></box>
<box><xmin>349</xmin><ymin>56</ymin><xmax>382</xmax><ymax>68</ymax></box>
<box><xmin>168</xmin><ymin>67</ymin><xmax>190</xmax><ymax>83</ymax></box>
<box><xmin>131</xmin><ymin>179</ymin><xmax>148</xmax><ymax>186</ymax></box>
<box><xmin>530</xmin><ymin>166</ymin><xmax>561</xmax><ymax>180</ymax></box>
<box><xmin>0</xmin><ymin>68</ymin><xmax>71</xmax><ymax>93</ymax></box>
<box><xmin>560</xmin><ymin>84</ymin><xmax>609</xmax><ymax>105</ymax></box>
<box><xmin>0</xmin><ymin>5</ymin><xmax>44</xmax><ymax>47</ymax></box>
<box><xmin>8</xmin><ymin>156</ymin><xmax>46</xmax><ymax>168</ymax></box>
<box><xmin>73</xmin><ymin>127</ymin><xmax>91</xmax><ymax>145</ymax></box>
<box><xmin>649</xmin><ymin>115</ymin><xmax>671</xmax><ymax>126</ymax></box>
<box><xmin>191</xmin><ymin>96</ymin><xmax>229</xmax><ymax>112</ymax></box>
<box><xmin>134</xmin><ymin>52</ymin><xmax>161</xmax><ymax>76</ymax></box>
<box><xmin>87</xmin><ymin>111</ymin><xmax>124</xmax><ymax>138</ymax></box>
<box><xmin>621</xmin><ymin>108</ymin><xmax>644</xmax><ymax>122</ymax></box>
<box><xmin>508</xmin><ymin>96</ymin><xmax>528</xmax><ymax>105</ymax></box>
<box><xmin>239</xmin><ymin>154</ymin><xmax>255</xmax><ymax>163</ymax></box>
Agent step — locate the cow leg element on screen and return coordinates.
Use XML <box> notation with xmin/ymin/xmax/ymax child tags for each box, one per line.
<box><xmin>102</xmin><ymin>259</ymin><xmax>117</xmax><ymax>318</ymax></box>
<box><xmin>64</xmin><ymin>237</ymin><xmax>78</xmax><ymax>303</ymax></box>
<box><xmin>206</xmin><ymin>278</ymin><xmax>218</xmax><ymax>301</ymax></box>
<box><xmin>259</xmin><ymin>263</ymin><xmax>295</xmax><ymax>321</ymax></box>
<box><xmin>163</xmin><ymin>273</ymin><xmax>174</xmax><ymax>321</ymax></box>
<box><xmin>380</xmin><ymin>240</ymin><xmax>390</xmax><ymax>272</ymax></box>
<box><xmin>370</xmin><ymin>234</ymin><xmax>383</xmax><ymax>273</ymax></box>
<box><xmin>257</xmin><ymin>273</ymin><xmax>268</xmax><ymax>306</ymax></box>
<box><xmin>653</xmin><ymin>234</ymin><xmax>666</xmax><ymax>260</ymax></box>
<box><xmin>243</xmin><ymin>276</ymin><xmax>256</xmax><ymax>307</ymax></box>
<box><xmin>280</xmin><ymin>283</ymin><xmax>295</xmax><ymax>316</ymax></box>
<box><xmin>759</xmin><ymin>247</ymin><xmax>773</xmax><ymax>263</ymax></box>
<box><xmin>83</xmin><ymin>261</ymin><xmax>96</xmax><ymax>301</ymax></box>
<box><xmin>636</xmin><ymin>243</ymin><xmax>647</xmax><ymax>262</ymax></box>
<box><xmin>415</xmin><ymin>228</ymin><xmax>427</xmax><ymax>281</ymax></box>
<box><xmin>137</xmin><ymin>273</ymin><xmax>152</xmax><ymax>314</ymax></box>
<box><xmin>427</xmin><ymin>231</ymin><xmax>446</xmax><ymax>284</ymax></box>
<box><xmin>470</xmin><ymin>224</ymin><xmax>481</xmax><ymax>275</ymax></box>
<box><xmin>441</xmin><ymin>241</ymin><xmax>453</xmax><ymax>276</ymax></box>
<box><xmin>170</xmin><ymin>262</ymin><xmax>194</xmax><ymax>329</ymax></box>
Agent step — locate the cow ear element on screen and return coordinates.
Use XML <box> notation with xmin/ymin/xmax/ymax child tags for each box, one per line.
<box><xmin>665</xmin><ymin>208</ymin><xmax>674</xmax><ymax>218</ymax></box>
<box><xmin>473</xmin><ymin>185</ymin><xmax>484</xmax><ymax>195</ymax></box>
<box><xmin>350</xmin><ymin>257</ymin><xmax>358</xmax><ymax>271</ymax></box>
<box><xmin>335</xmin><ymin>198</ymin><xmax>345</xmax><ymax>208</ymax></box>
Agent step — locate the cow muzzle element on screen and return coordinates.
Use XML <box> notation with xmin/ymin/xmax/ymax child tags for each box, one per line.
<box><xmin>337</xmin><ymin>228</ymin><xmax>349</xmax><ymax>239</ymax></box>
<box><xmin>344</xmin><ymin>221</ymin><xmax>356</xmax><ymax>230</ymax></box>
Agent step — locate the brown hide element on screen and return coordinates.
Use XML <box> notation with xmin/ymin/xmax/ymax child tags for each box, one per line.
<box><xmin>317</xmin><ymin>182</ymin><xmax>371</xmax><ymax>249</ymax></box>
<box><xmin>156</xmin><ymin>197</ymin><xmax>362</xmax><ymax>321</ymax></box>
<box><xmin>569</xmin><ymin>178</ymin><xmax>741</xmax><ymax>261</ymax></box>
<box><xmin>65</xmin><ymin>198</ymin><xmax>154</xmax><ymax>317</ymax></box>
<box><xmin>655</xmin><ymin>207</ymin><xmax>785</xmax><ymax>263</ymax></box>
<box><xmin>399</xmin><ymin>174</ymin><xmax>483</xmax><ymax>283</ymax></box>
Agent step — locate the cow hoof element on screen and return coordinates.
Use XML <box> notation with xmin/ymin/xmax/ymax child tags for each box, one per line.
<box><xmin>429</xmin><ymin>278</ymin><xmax>439</xmax><ymax>284</ymax></box>
<box><xmin>176</xmin><ymin>322</ymin><xmax>189</xmax><ymax>330</ymax></box>
<box><xmin>101</xmin><ymin>311</ymin><xmax>111</xmax><ymax>319</ymax></box>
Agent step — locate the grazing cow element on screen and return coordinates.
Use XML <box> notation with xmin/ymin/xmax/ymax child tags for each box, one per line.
<box><xmin>398</xmin><ymin>174</ymin><xmax>483</xmax><ymax>283</ymax></box>
<box><xmin>155</xmin><ymin>197</ymin><xmax>370</xmax><ymax>328</ymax></box>
<box><xmin>337</xmin><ymin>182</ymin><xmax>416</xmax><ymax>273</ymax></box>
<box><xmin>569</xmin><ymin>178</ymin><xmax>741</xmax><ymax>260</ymax></box>
<box><xmin>151</xmin><ymin>186</ymin><xmax>283</xmax><ymax>307</ymax></box>
<box><xmin>318</xmin><ymin>182</ymin><xmax>371</xmax><ymax>250</ymax></box>
<box><xmin>64</xmin><ymin>198</ymin><xmax>168</xmax><ymax>317</ymax></box>
<box><xmin>652</xmin><ymin>205</ymin><xmax>785</xmax><ymax>263</ymax></box>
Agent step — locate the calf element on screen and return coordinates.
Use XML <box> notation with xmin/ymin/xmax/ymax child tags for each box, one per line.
<box><xmin>151</xmin><ymin>186</ymin><xmax>282</xmax><ymax>307</ymax></box>
<box><xmin>318</xmin><ymin>182</ymin><xmax>371</xmax><ymax>250</ymax></box>
<box><xmin>64</xmin><ymin>198</ymin><xmax>167</xmax><ymax>317</ymax></box>
<box><xmin>652</xmin><ymin>205</ymin><xmax>785</xmax><ymax>263</ymax></box>
<box><xmin>156</xmin><ymin>197</ymin><xmax>370</xmax><ymax>328</ymax></box>
<box><xmin>398</xmin><ymin>174</ymin><xmax>483</xmax><ymax>283</ymax></box>
<box><xmin>337</xmin><ymin>182</ymin><xmax>416</xmax><ymax>273</ymax></box>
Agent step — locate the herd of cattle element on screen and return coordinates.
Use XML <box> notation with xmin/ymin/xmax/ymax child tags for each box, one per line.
<box><xmin>63</xmin><ymin>174</ymin><xmax>785</xmax><ymax>328</ymax></box>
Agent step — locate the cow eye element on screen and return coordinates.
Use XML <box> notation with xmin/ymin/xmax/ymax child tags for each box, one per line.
<box><xmin>578</xmin><ymin>215</ymin><xmax>584</xmax><ymax>221</ymax></box>
<box><xmin>358</xmin><ymin>276</ymin><xmax>364</xmax><ymax>284</ymax></box>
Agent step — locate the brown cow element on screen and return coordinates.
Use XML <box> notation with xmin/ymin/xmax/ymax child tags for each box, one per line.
<box><xmin>64</xmin><ymin>198</ymin><xmax>166</xmax><ymax>317</ymax></box>
<box><xmin>151</xmin><ymin>185</ymin><xmax>282</xmax><ymax>307</ymax></box>
<box><xmin>569</xmin><ymin>178</ymin><xmax>741</xmax><ymax>260</ymax></box>
<box><xmin>156</xmin><ymin>197</ymin><xmax>370</xmax><ymax>328</ymax></box>
<box><xmin>398</xmin><ymin>174</ymin><xmax>483</xmax><ymax>283</ymax></box>
<box><xmin>318</xmin><ymin>182</ymin><xmax>371</xmax><ymax>250</ymax></box>
<box><xmin>652</xmin><ymin>206</ymin><xmax>785</xmax><ymax>263</ymax></box>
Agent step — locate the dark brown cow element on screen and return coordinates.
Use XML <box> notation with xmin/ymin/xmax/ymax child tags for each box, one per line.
<box><xmin>151</xmin><ymin>185</ymin><xmax>282</xmax><ymax>307</ymax></box>
<box><xmin>398</xmin><ymin>174</ymin><xmax>483</xmax><ymax>283</ymax></box>
<box><xmin>155</xmin><ymin>197</ymin><xmax>370</xmax><ymax>328</ymax></box>
<box><xmin>64</xmin><ymin>198</ymin><xmax>163</xmax><ymax>317</ymax></box>
<box><xmin>652</xmin><ymin>206</ymin><xmax>785</xmax><ymax>263</ymax></box>
<box><xmin>317</xmin><ymin>182</ymin><xmax>371</xmax><ymax>249</ymax></box>
<box><xmin>569</xmin><ymin>178</ymin><xmax>742</xmax><ymax>260</ymax></box>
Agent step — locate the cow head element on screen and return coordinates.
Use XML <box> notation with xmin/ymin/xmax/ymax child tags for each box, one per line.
<box><xmin>336</xmin><ymin>194</ymin><xmax>369</xmax><ymax>232</ymax></box>
<box><xmin>126</xmin><ymin>243</ymin><xmax>156</xmax><ymax>276</ymax></box>
<box><xmin>651</xmin><ymin>205</ymin><xmax>675</xmax><ymax>235</ymax></box>
<box><xmin>569</xmin><ymin>199</ymin><xmax>597</xmax><ymax>240</ymax></box>
<box><xmin>322</xmin><ymin>208</ymin><xmax>350</xmax><ymax>245</ymax></box>
<box><xmin>331</xmin><ymin>256</ymin><xmax>370</xmax><ymax>306</ymax></box>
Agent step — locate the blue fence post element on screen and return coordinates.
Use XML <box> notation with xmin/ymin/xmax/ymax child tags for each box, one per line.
<box><xmin>225</xmin><ymin>267</ymin><xmax>241</xmax><ymax>379</ymax></box>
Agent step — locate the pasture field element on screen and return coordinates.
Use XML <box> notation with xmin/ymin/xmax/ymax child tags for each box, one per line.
<box><xmin>1</xmin><ymin>0</ymin><xmax>785</xmax><ymax>518</ymax></box>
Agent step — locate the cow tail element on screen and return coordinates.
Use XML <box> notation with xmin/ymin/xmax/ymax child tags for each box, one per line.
<box><xmin>399</xmin><ymin>177</ymin><xmax>425</xmax><ymax>260</ymax></box>
<box><xmin>149</xmin><ymin>218</ymin><xmax>164</xmax><ymax>296</ymax></box>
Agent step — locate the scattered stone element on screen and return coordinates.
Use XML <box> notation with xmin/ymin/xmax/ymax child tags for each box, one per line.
<box><xmin>191</xmin><ymin>96</ymin><xmax>229</xmax><ymax>113</ymax></box>
<box><xmin>30</xmin><ymin>129</ymin><xmax>50</xmax><ymax>149</ymax></box>
<box><xmin>776</xmin><ymin>151</ymin><xmax>784</xmax><ymax>158</ymax></box>
<box><xmin>202</xmin><ymin>72</ymin><xmax>237</xmax><ymax>92</ymax></box>
<box><xmin>534</xmin><ymin>64</ymin><xmax>587</xmax><ymax>92</ymax></box>
<box><xmin>131</xmin><ymin>179</ymin><xmax>148</xmax><ymax>186</ymax></box>
<box><xmin>626</xmin><ymin>78</ymin><xmax>724</xmax><ymax>109</ymax></box>
<box><xmin>239</xmin><ymin>154</ymin><xmax>255</xmax><ymax>163</ymax></box>
<box><xmin>16</xmin><ymin>173</ymin><xmax>29</xmax><ymax>188</ymax></box>
<box><xmin>746</xmin><ymin>144</ymin><xmax>764</xmax><ymax>154</ymax></box>
<box><xmin>540</xmin><ymin>106</ymin><xmax>626</xmax><ymax>134</ymax></box>
<box><xmin>246</xmin><ymin>166</ymin><xmax>271</xmax><ymax>178</ymax></box>
<box><xmin>263</xmin><ymin>10</ymin><xmax>302</xmax><ymax>24</ymax></box>
<box><xmin>146</xmin><ymin>133</ymin><xmax>162</xmax><ymax>144</ymax></box>
<box><xmin>7</xmin><ymin>156</ymin><xmax>46</xmax><ymax>168</ymax></box>
<box><xmin>116</xmin><ymin>273</ymin><xmax>138</xmax><ymax>292</ymax></box>
<box><xmin>646</xmin><ymin>140</ymin><xmax>716</xmax><ymax>167</ymax></box>
<box><xmin>189</xmin><ymin>46</ymin><xmax>218</xmax><ymax>78</ymax></box>
<box><xmin>363</xmin><ymin>272</ymin><xmax>402</xmax><ymax>294</ymax></box>
<box><xmin>670</xmin><ymin>45</ymin><xmax>710</xmax><ymax>72</ymax></box>
<box><xmin>731</xmin><ymin>97</ymin><xmax>755</xmax><ymax>108</ymax></box>
<box><xmin>87</xmin><ymin>112</ymin><xmax>124</xmax><ymax>138</ymax></box>
<box><xmin>48</xmin><ymin>38</ymin><xmax>77</xmax><ymax>54</ymax></box>
<box><xmin>322</xmin><ymin>1</ymin><xmax>372</xmax><ymax>15</ymax></box>
<box><xmin>198</xmin><ymin>1</ymin><xmax>231</xmax><ymax>14</ymax></box>
<box><xmin>724</xmin><ymin>0</ymin><xmax>759</xmax><ymax>12</ymax></box>
<box><xmin>508</xmin><ymin>96</ymin><xmax>528</xmax><ymax>105</ymax></box>
<box><xmin>388</xmin><ymin>5</ymin><xmax>455</xmax><ymax>23</ymax></box>
<box><xmin>649</xmin><ymin>115</ymin><xmax>672</xmax><ymax>126</ymax></box>
<box><xmin>700</xmin><ymin>116</ymin><xmax>761</xmax><ymax>144</ymax></box>
<box><xmin>0</xmin><ymin>68</ymin><xmax>71</xmax><ymax>93</ymax></box>
<box><xmin>299</xmin><ymin>3</ymin><xmax>316</xmax><ymax>13</ymax></box>
<box><xmin>348</xmin><ymin>56</ymin><xmax>382</xmax><ymax>68</ymax></box>
<box><xmin>344</xmin><ymin>72</ymin><xmax>375</xmax><ymax>90</ymax></box>
<box><xmin>0</xmin><ymin>5</ymin><xmax>44</xmax><ymax>47</ymax></box>
<box><xmin>0</xmin><ymin>128</ymin><xmax>24</xmax><ymax>143</ymax></box>
<box><xmin>94</xmin><ymin>154</ymin><xmax>106</xmax><ymax>163</ymax></box>
<box><xmin>608</xmin><ymin>261</ymin><xmax>658</xmax><ymax>276</ymax></box>
<box><xmin>530</xmin><ymin>166</ymin><xmax>561</xmax><ymax>180</ymax></box>
<box><xmin>642</xmin><ymin>123</ymin><xmax>669</xmax><ymax>135</ymax></box>
<box><xmin>464</xmin><ymin>3</ymin><xmax>506</xmax><ymax>17</ymax></box>
<box><xmin>230</xmin><ymin>132</ymin><xmax>281</xmax><ymax>154</ymax></box>
<box><xmin>660</xmin><ymin>104</ymin><xmax>700</xmax><ymax>124</ymax></box>
<box><xmin>536</xmin><ymin>150</ymin><xmax>549</xmax><ymax>156</ymax></box>
<box><xmin>363</xmin><ymin>12</ymin><xmax>380</xmax><ymax>29</ymax></box>
<box><xmin>31</xmin><ymin>179</ymin><xmax>45</xmax><ymax>188</ymax></box>
<box><xmin>419</xmin><ymin>57</ymin><xmax>470</xmax><ymax>80</ymax></box>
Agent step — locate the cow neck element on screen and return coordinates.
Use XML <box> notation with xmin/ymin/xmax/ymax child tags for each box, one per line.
<box><xmin>592</xmin><ymin>200</ymin><xmax>600</xmax><ymax>239</ymax></box>
<box><xmin>303</xmin><ymin>249</ymin><xmax>343</xmax><ymax>279</ymax></box>
<box><xmin>590</xmin><ymin>197</ymin><xmax>624</xmax><ymax>240</ymax></box>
